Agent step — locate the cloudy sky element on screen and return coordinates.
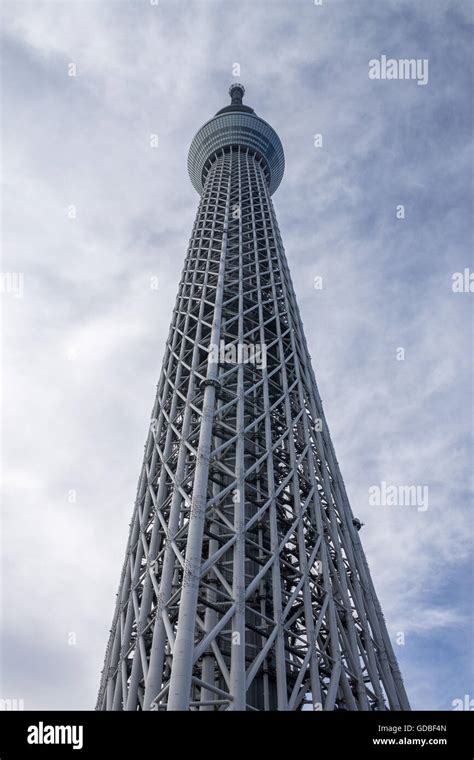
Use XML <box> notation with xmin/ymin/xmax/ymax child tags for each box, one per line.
<box><xmin>1</xmin><ymin>0</ymin><xmax>472</xmax><ymax>711</ymax></box>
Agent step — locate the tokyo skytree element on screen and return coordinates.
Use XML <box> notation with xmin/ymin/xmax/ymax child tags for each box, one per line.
<box><xmin>97</xmin><ymin>84</ymin><xmax>410</xmax><ymax>712</ymax></box>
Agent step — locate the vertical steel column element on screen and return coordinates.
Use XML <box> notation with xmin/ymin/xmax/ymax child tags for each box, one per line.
<box><xmin>228</xmin><ymin>147</ymin><xmax>247</xmax><ymax>710</ymax></box>
<box><xmin>166</xmin><ymin>182</ymin><xmax>231</xmax><ymax>711</ymax></box>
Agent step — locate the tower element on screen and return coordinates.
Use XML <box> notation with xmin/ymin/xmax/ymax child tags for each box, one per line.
<box><xmin>97</xmin><ymin>84</ymin><xmax>410</xmax><ymax>712</ymax></box>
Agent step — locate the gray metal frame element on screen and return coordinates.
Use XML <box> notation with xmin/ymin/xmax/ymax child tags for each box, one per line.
<box><xmin>96</xmin><ymin>86</ymin><xmax>410</xmax><ymax>712</ymax></box>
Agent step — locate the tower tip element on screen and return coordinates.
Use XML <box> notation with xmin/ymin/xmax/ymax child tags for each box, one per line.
<box><xmin>229</xmin><ymin>83</ymin><xmax>245</xmax><ymax>105</ymax></box>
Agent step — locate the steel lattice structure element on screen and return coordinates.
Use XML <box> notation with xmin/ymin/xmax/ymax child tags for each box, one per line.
<box><xmin>97</xmin><ymin>84</ymin><xmax>410</xmax><ymax>712</ymax></box>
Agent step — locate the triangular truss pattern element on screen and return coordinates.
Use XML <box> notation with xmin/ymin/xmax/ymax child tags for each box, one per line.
<box><xmin>97</xmin><ymin>147</ymin><xmax>410</xmax><ymax>712</ymax></box>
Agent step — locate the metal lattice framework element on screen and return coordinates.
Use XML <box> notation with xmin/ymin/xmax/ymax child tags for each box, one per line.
<box><xmin>97</xmin><ymin>85</ymin><xmax>410</xmax><ymax>712</ymax></box>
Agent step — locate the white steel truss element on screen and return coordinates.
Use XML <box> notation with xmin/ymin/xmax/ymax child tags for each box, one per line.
<box><xmin>97</xmin><ymin>88</ymin><xmax>410</xmax><ymax>712</ymax></box>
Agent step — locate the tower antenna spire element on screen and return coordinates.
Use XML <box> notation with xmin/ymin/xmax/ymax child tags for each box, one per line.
<box><xmin>229</xmin><ymin>82</ymin><xmax>245</xmax><ymax>105</ymax></box>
